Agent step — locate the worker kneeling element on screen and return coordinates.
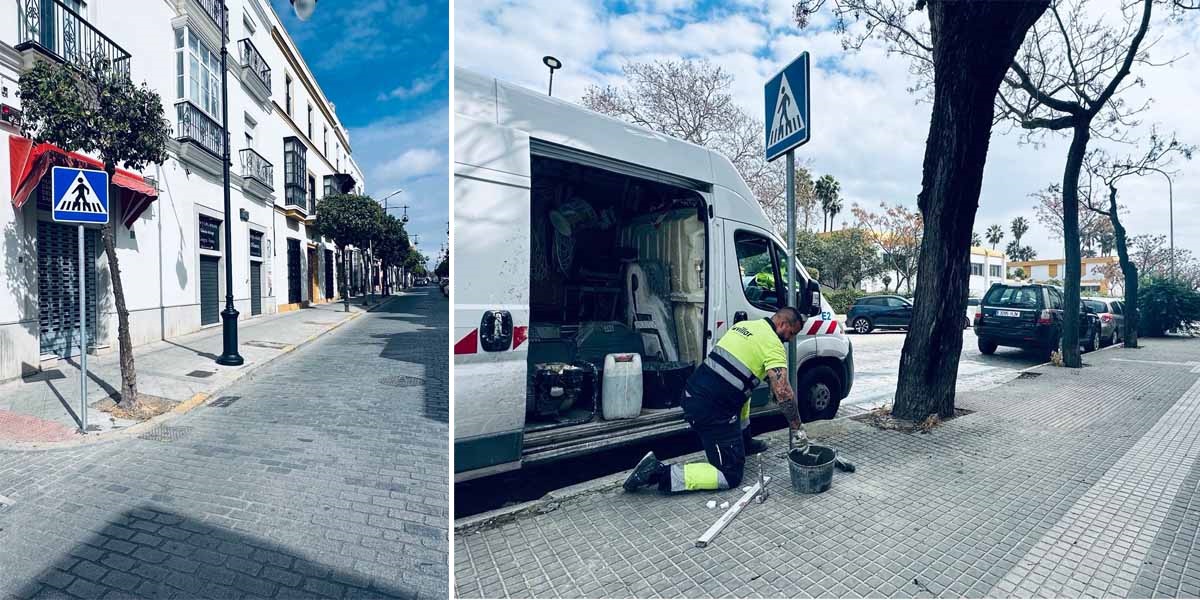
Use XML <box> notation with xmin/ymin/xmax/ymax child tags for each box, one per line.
<box><xmin>623</xmin><ymin>307</ymin><xmax>809</xmax><ymax>493</ymax></box>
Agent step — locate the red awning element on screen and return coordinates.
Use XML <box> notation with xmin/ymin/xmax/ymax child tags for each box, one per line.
<box><xmin>9</xmin><ymin>136</ymin><xmax>159</xmax><ymax>228</ymax></box>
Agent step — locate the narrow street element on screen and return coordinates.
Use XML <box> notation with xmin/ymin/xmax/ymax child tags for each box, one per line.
<box><xmin>0</xmin><ymin>289</ymin><xmax>448</xmax><ymax>599</ymax></box>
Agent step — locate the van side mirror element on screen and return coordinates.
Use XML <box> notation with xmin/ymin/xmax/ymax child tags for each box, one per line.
<box><xmin>800</xmin><ymin>279</ymin><xmax>822</xmax><ymax>317</ymax></box>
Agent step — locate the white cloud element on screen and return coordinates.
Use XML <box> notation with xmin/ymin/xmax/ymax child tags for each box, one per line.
<box><xmin>378</xmin><ymin>148</ymin><xmax>444</xmax><ymax>179</ymax></box>
<box><xmin>456</xmin><ymin>2</ymin><xmax>1200</xmax><ymax>261</ymax></box>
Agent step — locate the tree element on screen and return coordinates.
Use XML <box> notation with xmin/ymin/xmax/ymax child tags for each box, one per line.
<box><xmin>971</xmin><ymin>231</ymin><xmax>983</xmax><ymax>247</ymax></box>
<box><xmin>852</xmin><ymin>202</ymin><xmax>923</xmax><ymax>293</ymax></box>
<box><xmin>435</xmin><ymin>255</ymin><xmax>449</xmax><ymax>278</ymax></box>
<box><xmin>1011</xmin><ymin>216</ymin><xmax>1030</xmax><ymax>244</ymax></box>
<box><xmin>374</xmin><ymin>213</ymin><xmax>411</xmax><ymax>295</ymax></box>
<box><xmin>796</xmin><ymin>229</ymin><xmax>880</xmax><ymax>290</ymax></box>
<box><xmin>404</xmin><ymin>248</ymin><xmax>429</xmax><ymax>277</ymax></box>
<box><xmin>19</xmin><ymin>54</ymin><xmax>171</xmax><ymax>410</ymax></box>
<box><xmin>314</xmin><ymin>194</ymin><xmax>384</xmax><ymax>302</ymax></box>
<box><xmin>993</xmin><ymin>0</ymin><xmax>1162</xmax><ymax>368</ymax></box>
<box><xmin>1005</xmin><ymin>239</ymin><xmax>1038</xmax><ymax>262</ymax></box>
<box><xmin>794</xmin><ymin>0</ymin><xmax>1050</xmax><ymax>420</ymax></box>
<box><xmin>1031</xmin><ymin>183</ymin><xmax>1115</xmax><ymax>257</ymax></box>
<box><xmin>1082</xmin><ymin>130</ymin><xmax>1192</xmax><ymax>348</ymax></box>
<box><xmin>985</xmin><ymin>224</ymin><xmax>1005</xmax><ymax>249</ymax></box>
<box><xmin>814</xmin><ymin>175</ymin><xmax>841</xmax><ymax>232</ymax></box>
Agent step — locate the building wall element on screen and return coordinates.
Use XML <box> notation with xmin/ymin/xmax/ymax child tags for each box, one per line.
<box><xmin>0</xmin><ymin>0</ymin><xmax>365</xmax><ymax>381</ymax></box>
<box><xmin>1008</xmin><ymin>258</ymin><xmax>1123</xmax><ymax>297</ymax></box>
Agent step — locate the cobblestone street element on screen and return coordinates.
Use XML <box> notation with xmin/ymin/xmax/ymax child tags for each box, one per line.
<box><xmin>455</xmin><ymin>337</ymin><xmax>1200</xmax><ymax>599</ymax></box>
<box><xmin>0</xmin><ymin>289</ymin><xmax>448</xmax><ymax>599</ymax></box>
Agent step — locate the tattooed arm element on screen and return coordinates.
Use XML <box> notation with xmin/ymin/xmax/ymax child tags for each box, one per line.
<box><xmin>766</xmin><ymin>367</ymin><xmax>803</xmax><ymax>431</ymax></box>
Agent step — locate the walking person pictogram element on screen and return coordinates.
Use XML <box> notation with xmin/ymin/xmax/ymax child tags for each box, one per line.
<box><xmin>71</xmin><ymin>177</ymin><xmax>91</xmax><ymax>211</ymax></box>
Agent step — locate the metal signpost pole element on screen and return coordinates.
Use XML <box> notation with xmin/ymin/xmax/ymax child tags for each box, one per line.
<box><xmin>786</xmin><ymin>150</ymin><xmax>796</xmax><ymax>390</ymax></box>
<box><xmin>78</xmin><ymin>225</ymin><xmax>87</xmax><ymax>433</ymax></box>
<box><xmin>216</xmin><ymin>1</ymin><xmax>243</xmax><ymax>366</ymax></box>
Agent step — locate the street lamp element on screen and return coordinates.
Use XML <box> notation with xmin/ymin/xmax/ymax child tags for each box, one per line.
<box><xmin>1118</xmin><ymin>164</ymin><xmax>1175</xmax><ymax>280</ymax></box>
<box><xmin>216</xmin><ymin>0</ymin><xmax>319</xmax><ymax>365</ymax></box>
<box><xmin>542</xmin><ymin>56</ymin><xmax>561</xmax><ymax>96</ymax></box>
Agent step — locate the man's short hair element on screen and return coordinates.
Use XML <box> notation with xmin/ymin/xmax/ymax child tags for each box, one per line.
<box><xmin>775</xmin><ymin>306</ymin><xmax>802</xmax><ymax>325</ymax></box>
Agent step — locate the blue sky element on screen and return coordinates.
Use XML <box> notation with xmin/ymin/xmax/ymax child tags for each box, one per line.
<box><xmin>457</xmin><ymin>0</ymin><xmax>1200</xmax><ymax>260</ymax></box>
<box><xmin>273</xmin><ymin>0</ymin><xmax>448</xmax><ymax>267</ymax></box>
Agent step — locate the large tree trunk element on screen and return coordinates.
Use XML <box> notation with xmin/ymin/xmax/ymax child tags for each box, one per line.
<box><xmin>1059</xmin><ymin>126</ymin><xmax>1089</xmax><ymax>368</ymax></box>
<box><xmin>1108</xmin><ymin>189</ymin><xmax>1139</xmax><ymax>347</ymax></box>
<box><xmin>893</xmin><ymin>0</ymin><xmax>1049</xmax><ymax>421</ymax></box>
<box><xmin>101</xmin><ymin>161</ymin><xmax>141</xmax><ymax>409</ymax></box>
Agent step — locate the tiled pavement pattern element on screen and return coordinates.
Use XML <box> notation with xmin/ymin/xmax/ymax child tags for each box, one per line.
<box><xmin>454</xmin><ymin>337</ymin><xmax>1200</xmax><ymax>598</ymax></box>
<box><xmin>0</xmin><ymin>289</ymin><xmax>448</xmax><ymax>599</ymax></box>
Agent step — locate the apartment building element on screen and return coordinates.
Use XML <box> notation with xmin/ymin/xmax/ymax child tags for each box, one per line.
<box><xmin>0</xmin><ymin>0</ymin><xmax>365</xmax><ymax>381</ymax></box>
<box><xmin>967</xmin><ymin>246</ymin><xmax>1007</xmax><ymax>297</ymax></box>
<box><xmin>1007</xmin><ymin>256</ymin><xmax>1123</xmax><ymax>297</ymax></box>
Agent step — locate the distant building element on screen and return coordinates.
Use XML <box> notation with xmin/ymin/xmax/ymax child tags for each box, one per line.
<box><xmin>968</xmin><ymin>247</ymin><xmax>1008</xmax><ymax>297</ymax></box>
<box><xmin>1007</xmin><ymin>257</ymin><xmax>1123</xmax><ymax>297</ymax></box>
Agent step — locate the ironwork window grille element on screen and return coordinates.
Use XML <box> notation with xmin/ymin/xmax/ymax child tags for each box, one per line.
<box><xmin>239</xmin><ymin>148</ymin><xmax>273</xmax><ymax>187</ymax></box>
<box><xmin>283</xmin><ymin>137</ymin><xmax>306</xmax><ymax>208</ymax></box>
<box><xmin>199</xmin><ymin>215</ymin><xmax>221</xmax><ymax>251</ymax></box>
<box><xmin>238</xmin><ymin>38</ymin><xmax>271</xmax><ymax>90</ymax></box>
<box><xmin>176</xmin><ymin>100</ymin><xmax>222</xmax><ymax>157</ymax></box>
<box><xmin>16</xmin><ymin>0</ymin><xmax>130</xmax><ymax>76</ymax></box>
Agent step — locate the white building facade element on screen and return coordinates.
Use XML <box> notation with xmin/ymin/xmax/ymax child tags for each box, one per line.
<box><xmin>967</xmin><ymin>246</ymin><xmax>1008</xmax><ymax>297</ymax></box>
<box><xmin>0</xmin><ymin>0</ymin><xmax>364</xmax><ymax>381</ymax></box>
<box><xmin>1008</xmin><ymin>256</ymin><xmax>1123</xmax><ymax>297</ymax></box>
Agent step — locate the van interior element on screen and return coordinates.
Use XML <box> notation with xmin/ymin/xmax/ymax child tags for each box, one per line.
<box><xmin>525</xmin><ymin>154</ymin><xmax>708</xmax><ymax>436</ymax></box>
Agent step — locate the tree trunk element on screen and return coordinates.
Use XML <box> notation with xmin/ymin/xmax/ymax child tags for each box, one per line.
<box><xmin>101</xmin><ymin>161</ymin><xmax>141</xmax><ymax>409</ymax></box>
<box><xmin>1059</xmin><ymin>125</ymin><xmax>1089</xmax><ymax>368</ymax></box>
<box><xmin>892</xmin><ymin>0</ymin><xmax>1049</xmax><ymax>421</ymax></box>
<box><xmin>1108</xmin><ymin>188</ymin><xmax>1139</xmax><ymax>347</ymax></box>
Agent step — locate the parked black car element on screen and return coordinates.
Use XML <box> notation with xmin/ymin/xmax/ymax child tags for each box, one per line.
<box><xmin>846</xmin><ymin>295</ymin><xmax>913</xmax><ymax>334</ymax></box>
<box><xmin>974</xmin><ymin>283</ymin><xmax>1102</xmax><ymax>359</ymax></box>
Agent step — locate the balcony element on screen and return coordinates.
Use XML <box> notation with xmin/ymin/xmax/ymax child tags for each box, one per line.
<box><xmin>174</xmin><ymin>100</ymin><xmax>223</xmax><ymax>176</ymax></box>
<box><xmin>15</xmin><ymin>0</ymin><xmax>131</xmax><ymax>76</ymax></box>
<box><xmin>329</xmin><ymin>173</ymin><xmax>357</xmax><ymax>195</ymax></box>
<box><xmin>173</xmin><ymin>0</ymin><xmax>226</xmax><ymax>56</ymax></box>
<box><xmin>283</xmin><ymin>184</ymin><xmax>307</xmax><ymax>220</ymax></box>
<box><xmin>238</xmin><ymin>38</ymin><xmax>271</xmax><ymax>105</ymax></box>
<box><xmin>239</xmin><ymin>148</ymin><xmax>273</xmax><ymax>201</ymax></box>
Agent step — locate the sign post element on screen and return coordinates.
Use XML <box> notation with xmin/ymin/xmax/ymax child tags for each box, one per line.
<box><xmin>51</xmin><ymin>166</ymin><xmax>109</xmax><ymax>434</ymax></box>
<box><xmin>764</xmin><ymin>52</ymin><xmax>811</xmax><ymax>397</ymax></box>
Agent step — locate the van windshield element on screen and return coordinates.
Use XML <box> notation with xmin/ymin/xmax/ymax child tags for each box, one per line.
<box><xmin>984</xmin><ymin>286</ymin><xmax>1041</xmax><ymax>309</ymax></box>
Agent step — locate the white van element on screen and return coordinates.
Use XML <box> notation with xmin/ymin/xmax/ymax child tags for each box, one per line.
<box><xmin>453</xmin><ymin>68</ymin><xmax>854</xmax><ymax>482</ymax></box>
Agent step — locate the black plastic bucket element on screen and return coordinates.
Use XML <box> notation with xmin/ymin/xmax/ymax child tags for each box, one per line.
<box><xmin>788</xmin><ymin>445</ymin><xmax>836</xmax><ymax>494</ymax></box>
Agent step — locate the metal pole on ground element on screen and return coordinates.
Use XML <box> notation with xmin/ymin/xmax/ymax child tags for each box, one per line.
<box><xmin>786</xmin><ymin>150</ymin><xmax>796</xmax><ymax>392</ymax></box>
<box><xmin>78</xmin><ymin>225</ymin><xmax>87</xmax><ymax>433</ymax></box>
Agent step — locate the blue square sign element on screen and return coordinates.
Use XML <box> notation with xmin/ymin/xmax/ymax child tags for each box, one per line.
<box><xmin>765</xmin><ymin>52</ymin><xmax>811</xmax><ymax>162</ymax></box>
<box><xmin>52</xmin><ymin>166</ymin><xmax>109</xmax><ymax>224</ymax></box>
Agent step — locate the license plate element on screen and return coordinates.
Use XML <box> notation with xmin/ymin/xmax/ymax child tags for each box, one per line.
<box><xmin>996</xmin><ymin>310</ymin><xmax>1021</xmax><ymax>317</ymax></box>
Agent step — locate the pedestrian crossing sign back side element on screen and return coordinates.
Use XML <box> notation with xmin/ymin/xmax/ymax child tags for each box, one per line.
<box><xmin>764</xmin><ymin>52</ymin><xmax>811</xmax><ymax>162</ymax></box>
<box><xmin>52</xmin><ymin>166</ymin><xmax>109</xmax><ymax>224</ymax></box>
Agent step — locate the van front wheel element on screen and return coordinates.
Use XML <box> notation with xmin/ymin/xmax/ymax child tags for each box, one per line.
<box><xmin>798</xmin><ymin>365</ymin><xmax>841</xmax><ymax>422</ymax></box>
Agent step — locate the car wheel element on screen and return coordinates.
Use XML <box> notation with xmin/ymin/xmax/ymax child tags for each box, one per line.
<box><xmin>1084</xmin><ymin>328</ymin><xmax>1100</xmax><ymax>353</ymax></box>
<box><xmin>978</xmin><ymin>338</ymin><xmax>998</xmax><ymax>355</ymax></box>
<box><xmin>963</xmin><ymin>316</ymin><xmax>970</xmax><ymax>329</ymax></box>
<box><xmin>798</xmin><ymin>365</ymin><xmax>841</xmax><ymax>422</ymax></box>
<box><xmin>852</xmin><ymin>317</ymin><xmax>873</xmax><ymax>334</ymax></box>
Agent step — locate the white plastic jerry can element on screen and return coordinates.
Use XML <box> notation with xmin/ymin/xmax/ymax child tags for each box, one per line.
<box><xmin>602</xmin><ymin>353</ymin><xmax>643</xmax><ymax>420</ymax></box>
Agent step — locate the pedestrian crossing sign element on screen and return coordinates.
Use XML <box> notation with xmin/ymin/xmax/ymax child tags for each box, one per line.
<box><xmin>764</xmin><ymin>52</ymin><xmax>811</xmax><ymax>162</ymax></box>
<box><xmin>51</xmin><ymin>166</ymin><xmax>109</xmax><ymax>224</ymax></box>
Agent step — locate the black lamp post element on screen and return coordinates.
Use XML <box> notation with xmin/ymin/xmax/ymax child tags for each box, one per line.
<box><xmin>543</xmin><ymin>56</ymin><xmax>561</xmax><ymax>96</ymax></box>
<box><xmin>216</xmin><ymin>0</ymin><xmax>318</xmax><ymax>366</ymax></box>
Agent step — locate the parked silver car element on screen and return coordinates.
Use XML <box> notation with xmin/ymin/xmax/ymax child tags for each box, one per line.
<box><xmin>1083</xmin><ymin>297</ymin><xmax>1125</xmax><ymax>346</ymax></box>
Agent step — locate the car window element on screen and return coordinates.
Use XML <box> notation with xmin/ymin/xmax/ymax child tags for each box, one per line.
<box><xmin>983</xmin><ymin>286</ymin><xmax>1042</xmax><ymax>309</ymax></box>
<box><xmin>1047</xmin><ymin>288</ymin><xmax>1064</xmax><ymax>310</ymax></box>
<box><xmin>1084</xmin><ymin>300</ymin><xmax>1107</xmax><ymax>313</ymax></box>
<box><xmin>968</xmin><ymin>299</ymin><xmax>980</xmax><ymax>307</ymax></box>
<box><xmin>734</xmin><ymin>231</ymin><xmax>781</xmax><ymax>310</ymax></box>
<box><xmin>1111</xmin><ymin>301</ymin><xmax>1123</xmax><ymax>315</ymax></box>
<box><xmin>887</xmin><ymin>297</ymin><xmax>908</xmax><ymax>307</ymax></box>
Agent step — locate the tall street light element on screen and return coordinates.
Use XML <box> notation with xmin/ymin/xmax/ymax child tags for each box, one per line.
<box><xmin>543</xmin><ymin>56</ymin><xmax>561</xmax><ymax>96</ymax></box>
<box><xmin>216</xmin><ymin>0</ymin><xmax>318</xmax><ymax>366</ymax></box>
<box><xmin>1141</xmin><ymin>166</ymin><xmax>1175</xmax><ymax>280</ymax></box>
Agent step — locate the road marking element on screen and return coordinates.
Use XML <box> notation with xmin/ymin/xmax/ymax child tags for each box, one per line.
<box><xmin>990</xmin><ymin>375</ymin><xmax>1200</xmax><ymax>597</ymax></box>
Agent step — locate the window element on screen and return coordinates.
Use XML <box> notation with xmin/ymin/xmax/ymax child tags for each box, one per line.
<box><xmin>244</xmin><ymin>114</ymin><xmax>256</xmax><ymax>148</ymax></box>
<box><xmin>198</xmin><ymin>215</ymin><xmax>221</xmax><ymax>251</ymax></box>
<box><xmin>1112</xmin><ymin>301</ymin><xmax>1124</xmax><ymax>315</ymax></box>
<box><xmin>989</xmin><ymin>264</ymin><xmax>1002</xmax><ymax>278</ymax></box>
<box><xmin>323</xmin><ymin>175</ymin><xmax>334</xmax><ymax>197</ymax></box>
<box><xmin>308</xmin><ymin>174</ymin><xmax>316</xmax><ymax>211</ymax></box>
<box><xmin>1047</xmin><ymin>287</ymin><xmax>1064</xmax><ymax>310</ymax></box>
<box><xmin>174</xmin><ymin>28</ymin><xmax>221</xmax><ymax>117</ymax></box>
<box><xmin>886</xmin><ymin>297</ymin><xmax>909</xmax><ymax>308</ymax></box>
<box><xmin>984</xmin><ymin>286</ymin><xmax>1042</xmax><ymax>309</ymax></box>
<box><xmin>968</xmin><ymin>298</ymin><xmax>980</xmax><ymax>307</ymax></box>
<box><xmin>1084</xmin><ymin>299</ymin><xmax>1107</xmax><ymax>313</ymax></box>
<box><xmin>307</xmin><ymin>104</ymin><xmax>313</xmax><ymax>138</ymax></box>
<box><xmin>249</xmin><ymin>230</ymin><xmax>263</xmax><ymax>258</ymax></box>
<box><xmin>285</xmin><ymin>73</ymin><xmax>293</xmax><ymax>116</ymax></box>
<box><xmin>323</xmin><ymin>126</ymin><xmax>328</xmax><ymax>155</ymax></box>
<box><xmin>735</xmin><ymin>231</ymin><xmax>781</xmax><ymax>310</ymax></box>
<box><xmin>971</xmin><ymin>262</ymin><xmax>983</xmax><ymax>276</ymax></box>
<box><xmin>283</xmin><ymin>137</ymin><xmax>306</xmax><ymax>207</ymax></box>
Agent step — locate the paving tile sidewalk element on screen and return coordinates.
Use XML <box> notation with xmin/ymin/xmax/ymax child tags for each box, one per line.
<box><xmin>455</xmin><ymin>337</ymin><xmax>1200</xmax><ymax>599</ymax></box>
<box><xmin>0</xmin><ymin>296</ymin><xmax>388</xmax><ymax>443</ymax></box>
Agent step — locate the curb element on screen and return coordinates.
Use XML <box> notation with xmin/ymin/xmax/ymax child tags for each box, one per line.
<box><xmin>0</xmin><ymin>306</ymin><xmax>370</xmax><ymax>452</ymax></box>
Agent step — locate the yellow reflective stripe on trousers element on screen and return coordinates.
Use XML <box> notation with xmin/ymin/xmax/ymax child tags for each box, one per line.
<box><xmin>740</xmin><ymin>399</ymin><xmax>750</xmax><ymax>430</ymax></box>
<box><xmin>682</xmin><ymin>463</ymin><xmax>723</xmax><ymax>490</ymax></box>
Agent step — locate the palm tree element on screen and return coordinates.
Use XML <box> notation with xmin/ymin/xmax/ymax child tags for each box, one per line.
<box><xmin>986</xmin><ymin>224</ymin><xmax>1005</xmax><ymax>249</ymax></box>
<box><xmin>827</xmin><ymin>196</ymin><xmax>843</xmax><ymax>230</ymax></box>
<box><xmin>814</xmin><ymin>175</ymin><xmax>840</xmax><ymax>232</ymax></box>
<box><xmin>971</xmin><ymin>231</ymin><xmax>982</xmax><ymax>247</ymax></box>
<box><xmin>1010</xmin><ymin>216</ymin><xmax>1030</xmax><ymax>246</ymax></box>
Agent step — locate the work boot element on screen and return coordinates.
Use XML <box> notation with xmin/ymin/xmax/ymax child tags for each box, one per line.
<box><xmin>623</xmin><ymin>452</ymin><xmax>665</xmax><ymax>491</ymax></box>
<box><xmin>743</xmin><ymin>430</ymin><xmax>769</xmax><ymax>455</ymax></box>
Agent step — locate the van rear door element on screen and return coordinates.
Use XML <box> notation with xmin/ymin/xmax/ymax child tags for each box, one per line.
<box><xmin>453</xmin><ymin>116</ymin><xmax>531</xmax><ymax>481</ymax></box>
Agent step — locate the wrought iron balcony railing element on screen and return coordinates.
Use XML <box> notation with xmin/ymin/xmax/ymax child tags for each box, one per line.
<box><xmin>176</xmin><ymin>100</ymin><xmax>223</xmax><ymax>158</ymax></box>
<box><xmin>194</xmin><ymin>0</ymin><xmax>226</xmax><ymax>35</ymax></box>
<box><xmin>238</xmin><ymin>38</ymin><xmax>271</xmax><ymax>91</ymax></box>
<box><xmin>239</xmin><ymin>148</ymin><xmax>273</xmax><ymax>189</ymax></box>
<box><xmin>16</xmin><ymin>0</ymin><xmax>131</xmax><ymax>76</ymax></box>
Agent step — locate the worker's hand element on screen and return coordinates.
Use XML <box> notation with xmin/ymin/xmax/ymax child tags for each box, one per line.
<box><xmin>789</xmin><ymin>428</ymin><xmax>810</xmax><ymax>453</ymax></box>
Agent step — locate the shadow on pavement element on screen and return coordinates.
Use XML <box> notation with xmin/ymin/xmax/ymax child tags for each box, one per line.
<box><xmin>14</xmin><ymin>506</ymin><xmax>417</xmax><ymax>600</ymax></box>
<box><xmin>370</xmin><ymin>299</ymin><xmax>448</xmax><ymax>424</ymax></box>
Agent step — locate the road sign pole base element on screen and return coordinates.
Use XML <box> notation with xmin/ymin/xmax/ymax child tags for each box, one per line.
<box><xmin>216</xmin><ymin>307</ymin><xmax>244</xmax><ymax>366</ymax></box>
